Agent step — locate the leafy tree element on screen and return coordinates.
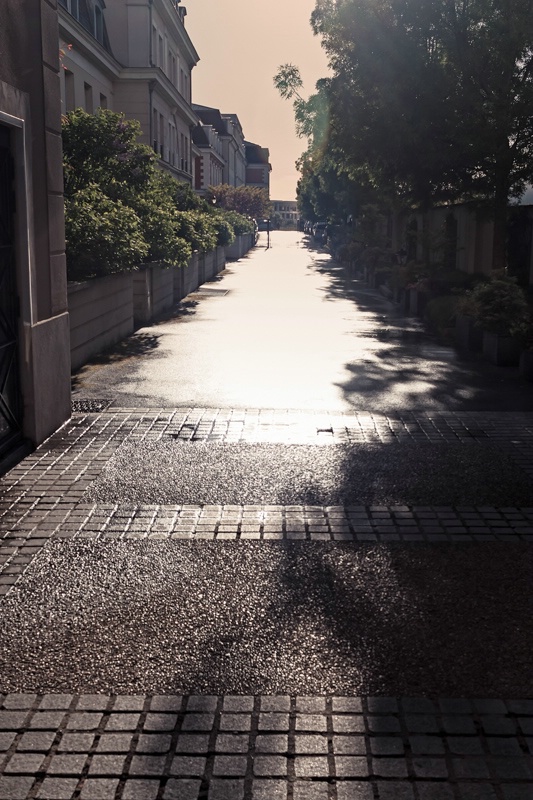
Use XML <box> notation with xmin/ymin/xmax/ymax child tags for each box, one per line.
<box><xmin>207</xmin><ymin>184</ymin><xmax>271</xmax><ymax>219</ymax></box>
<box><xmin>310</xmin><ymin>0</ymin><xmax>533</xmax><ymax>269</ymax></box>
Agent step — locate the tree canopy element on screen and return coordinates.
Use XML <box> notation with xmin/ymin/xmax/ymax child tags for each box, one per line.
<box><xmin>278</xmin><ymin>0</ymin><xmax>533</xmax><ymax>267</ymax></box>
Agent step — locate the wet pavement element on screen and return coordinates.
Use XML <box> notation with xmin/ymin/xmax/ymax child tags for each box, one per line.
<box><xmin>1</xmin><ymin>232</ymin><xmax>533</xmax><ymax>798</ymax></box>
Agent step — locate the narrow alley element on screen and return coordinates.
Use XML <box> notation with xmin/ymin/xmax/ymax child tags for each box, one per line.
<box><xmin>0</xmin><ymin>232</ymin><xmax>532</xmax><ymax>800</ymax></box>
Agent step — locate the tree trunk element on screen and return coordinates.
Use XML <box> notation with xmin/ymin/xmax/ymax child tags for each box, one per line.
<box><xmin>491</xmin><ymin>167</ymin><xmax>510</xmax><ymax>273</ymax></box>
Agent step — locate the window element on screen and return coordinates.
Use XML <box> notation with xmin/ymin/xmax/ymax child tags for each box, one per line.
<box><xmin>70</xmin><ymin>0</ymin><xmax>80</xmax><ymax>19</ymax></box>
<box><xmin>151</xmin><ymin>26</ymin><xmax>157</xmax><ymax>67</ymax></box>
<box><xmin>159</xmin><ymin>113</ymin><xmax>164</xmax><ymax>157</ymax></box>
<box><xmin>152</xmin><ymin>109</ymin><xmax>158</xmax><ymax>152</ymax></box>
<box><xmin>84</xmin><ymin>82</ymin><xmax>93</xmax><ymax>113</ymax></box>
<box><xmin>64</xmin><ymin>70</ymin><xmax>75</xmax><ymax>111</ymax></box>
<box><xmin>99</xmin><ymin>93</ymin><xmax>107</xmax><ymax>109</ymax></box>
<box><xmin>158</xmin><ymin>35</ymin><xmax>164</xmax><ymax>69</ymax></box>
<box><xmin>94</xmin><ymin>4</ymin><xmax>104</xmax><ymax>43</ymax></box>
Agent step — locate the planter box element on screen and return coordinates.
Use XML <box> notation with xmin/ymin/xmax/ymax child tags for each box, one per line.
<box><xmin>133</xmin><ymin>262</ymin><xmax>174</xmax><ymax>327</ymax></box>
<box><xmin>455</xmin><ymin>313</ymin><xmax>483</xmax><ymax>352</ymax></box>
<box><xmin>519</xmin><ymin>350</ymin><xmax>533</xmax><ymax>381</ymax></box>
<box><xmin>482</xmin><ymin>331</ymin><xmax>521</xmax><ymax>366</ymax></box>
<box><xmin>68</xmin><ymin>273</ymin><xmax>134</xmax><ymax>371</ymax></box>
<box><xmin>408</xmin><ymin>288</ymin><xmax>428</xmax><ymax>317</ymax></box>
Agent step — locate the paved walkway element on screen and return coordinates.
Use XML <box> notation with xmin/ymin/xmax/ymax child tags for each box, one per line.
<box><xmin>0</xmin><ymin>233</ymin><xmax>532</xmax><ymax>798</ymax></box>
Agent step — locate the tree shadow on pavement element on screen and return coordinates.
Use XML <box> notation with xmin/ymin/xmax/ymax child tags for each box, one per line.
<box><xmin>71</xmin><ymin>332</ymin><xmax>162</xmax><ymax>392</ymax></box>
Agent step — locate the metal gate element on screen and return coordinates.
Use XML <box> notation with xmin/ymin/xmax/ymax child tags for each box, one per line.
<box><xmin>0</xmin><ymin>125</ymin><xmax>23</xmax><ymax>457</ymax></box>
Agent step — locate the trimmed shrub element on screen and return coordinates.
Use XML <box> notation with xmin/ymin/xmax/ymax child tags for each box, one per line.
<box><xmin>65</xmin><ymin>184</ymin><xmax>148</xmax><ymax>280</ymax></box>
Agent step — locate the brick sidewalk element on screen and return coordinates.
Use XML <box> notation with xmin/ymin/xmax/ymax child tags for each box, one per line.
<box><xmin>0</xmin><ymin>408</ymin><xmax>532</xmax><ymax>798</ymax></box>
<box><xmin>0</xmin><ymin>693</ymin><xmax>532</xmax><ymax>799</ymax></box>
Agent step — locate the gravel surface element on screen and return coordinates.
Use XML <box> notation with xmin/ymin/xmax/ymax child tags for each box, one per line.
<box><xmin>0</xmin><ymin>540</ymin><xmax>531</xmax><ymax>696</ymax></box>
<box><xmin>84</xmin><ymin>441</ymin><xmax>532</xmax><ymax>506</ymax></box>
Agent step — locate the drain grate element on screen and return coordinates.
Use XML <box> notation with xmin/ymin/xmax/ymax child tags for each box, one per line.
<box><xmin>72</xmin><ymin>399</ymin><xmax>112</xmax><ymax>413</ymax></box>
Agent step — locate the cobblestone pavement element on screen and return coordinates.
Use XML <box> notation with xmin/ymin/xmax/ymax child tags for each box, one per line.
<box><xmin>0</xmin><ymin>408</ymin><xmax>531</xmax><ymax>796</ymax></box>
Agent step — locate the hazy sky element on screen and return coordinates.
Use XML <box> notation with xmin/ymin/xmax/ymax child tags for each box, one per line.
<box><xmin>186</xmin><ymin>0</ymin><xmax>329</xmax><ymax>200</ymax></box>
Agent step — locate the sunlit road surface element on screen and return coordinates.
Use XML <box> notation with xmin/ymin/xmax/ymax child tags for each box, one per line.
<box><xmin>74</xmin><ymin>231</ymin><xmax>533</xmax><ymax>411</ymax></box>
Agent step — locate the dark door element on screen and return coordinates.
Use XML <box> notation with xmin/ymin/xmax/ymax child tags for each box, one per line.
<box><xmin>0</xmin><ymin>125</ymin><xmax>23</xmax><ymax>457</ymax></box>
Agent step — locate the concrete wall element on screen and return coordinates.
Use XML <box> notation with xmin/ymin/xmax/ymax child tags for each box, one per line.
<box><xmin>69</xmin><ymin>274</ymin><xmax>134</xmax><ymax>371</ymax></box>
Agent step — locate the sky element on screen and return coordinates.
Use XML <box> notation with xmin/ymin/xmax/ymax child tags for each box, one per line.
<box><xmin>185</xmin><ymin>0</ymin><xmax>329</xmax><ymax>201</ymax></box>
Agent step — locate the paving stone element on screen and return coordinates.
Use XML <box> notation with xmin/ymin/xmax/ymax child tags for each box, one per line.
<box><xmin>112</xmin><ymin>696</ymin><xmax>145</xmax><ymax>712</ymax></box>
<box><xmin>456</xmin><ymin>784</ymin><xmax>498</xmax><ymax>799</ymax></box>
<box><xmin>333</xmin><ymin>735</ymin><xmax>366</xmax><ymax>755</ymax></box>
<box><xmin>251</xmin><ymin>779</ymin><xmax>287</xmax><ymax>799</ymax></box>
<box><xmin>106</xmin><ymin>713</ymin><xmax>141</xmax><ymax>731</ymax></box>
<box><xmin>452</xmin><ymin>757</ymin><xmax>491</xmax><ymax>779</ymax></box>
<box><xmin>176</xmin><ymin>734</ymin><xmax>210</xmax><ymax>753</ymax></box>
<box><xmin>181</xmin><ymin>714</ymin><xmax>215</xmax><ymax>732</ymax></box>
<box><xmin>96</xmin><ymin>733</ymin><xmax>134</xmax><ymax>752</ymax></box>
<box><xmin>212</xmin><ymin>756</ymin><xmax>247</xmax><ymax>777</ymax></box>
<box><xmin>215</xmin><ymin>734</ymin><xmax>249</xmax><ymax>753</ymax></box>
<box><xmin>502</xmin><ymin>786</ymin><xmax>533</xmax><ymax>800</ymax></box>
<box><xmin>87</xmin><ymin>754</ymin><xmax>127</xmax><ymax>776</ymax></box>
<box><xmin>4</xmin><ymin>752</ymin><xmax>45</xmax><ymax>773</ymax></box>
<box><xmin>374</xmin><ymin>782</ymin><xmax>415</xmax><ymax>799</ymax></box>
<box><xmin>0</xmin><ymin>775</ymin><xmax>35</xmax><ymax>799</ymax></box>
<box><xmin>57</xmin><ymin>733</ymin><xmax>95</xmax><ymax>752</ymax></box>
<box><xmin>412</xmin><ymin>756</ymin><xmax>449</xmax><ymax>778</ymax></box>
<box><xmin>253</xmin><ymin>756</ymin><xmax>287</xmax><ymax>776</ymax></box>
<box><xmin>47</xmin><ymin>753</ymin><xmax>88</xmax><ymax>774</ymax></box>
<box><xmin>39</xmin><ymin>695</ymin><xmax>73</xmax><ymax>710</ymax></box>
<box><xmin>162</xmin><ymin>780</ymin><xmax>202</xmax><ymax>800</ymax></box>
<box><xmin>79</xmin><ymin>778</ymin><xmax>121</xmax><ymax>799</ymax></box>
<box><xmin>292</xmin><ymin>784</ymin><xmax>329</xmax><ymax>800</ymax></box>
<box><xmin>259</xmin><ymin>697</ymin><xmax>290</xmax><ymax>712</ymax></box>
<box><xmin>222</xmin><ymin>697</ymin><xmax>254</xmax><ymax>713</ymax></box>
<box><xmin>370</xmin><ymin>736</ymin><xmax>404</xmax><ymax>755</ymax></box>
<box><xmin>17</xmin><ymin>731</ymin><xmax>56</xmax><ymax>752</ymax></box>
<box><xmin>257</xmin><ymin>714</ymin><xmax>288</xmax><ymax>732</ymax></box>
<box><xmin>187</xmin><ymin>696</ymin><xmax>217</xmax><ymax>712</ymax></box>
<box><xmin>135</xmin><ymin>734</ymin><xmax>172</xmax><ymax>754</ymax></box>
<box><xmin>128</xmin><ymin>755</ymin><xmax>167</xmax><ymax>776</ymax></box>
<box><xmin>295</xmin><ymin>714</ymin><xmax>327</xmax><ymax>732</ymax></box>
<box><xmin>2</xmin><ymin>695</ymin><xmax>37</xmax><ymax>710</ymax></box>
<box><xmin>0</xmin><ymin>712</ymin><xmax>29</xmax><ymax>730</ymax></box>
<box><xmin>294</xmin><ymin>734</ymin><xmax>328</xmax><ymax>754</ymax></box>
<box><xmin>0</xmin><ymin>732</ymin><xmax>15</xmax><ymax>752</ymax></box>
<box><xmin>416</xmin><ymin>784</ymin><xmax>455</xmax><ymax>800</ymax></box>
<box><xmin>122</xmin><ymin>779</ymin><xmax>160</xmax><ymax>800</ymax></box>
<box><xmin>66</xmin><ymin>713</ymin><xmax>103</xmax><ymax>731</ymax></box>
<box><xmin>208</xmin><ymin>778</ymin><xmax>245</xmax><ymax>799</ymax></box>
<box><xmin>294</xmin><ymin>756</ymin><xmax>329</xmax><ymax>778</ymax></box>
<box><xmin>36</xmin><ymin>777</ymin><xmax>79</xmax><ymax>798</ymax></box>
<box><xmin>169</xmin><ymin>756</ymin><xmax>206</xmax><ymax>777</ymax></box>
<box><xmin>255</xmin><ymin>735</ymin><xmax>288</xmax><ymax>753</ymax></box>
<box><xmin>336</xmin><ymin>784</ymin><xmax>374</xmax><ymax>800</ymax></box>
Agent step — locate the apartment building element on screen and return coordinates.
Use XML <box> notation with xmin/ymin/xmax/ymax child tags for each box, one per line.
<box><xmin>192</xmin><ymin>105</ymin><xmax>247</xmax><ymax>191</ymax></box>
<box><xmin>273</xmin><ymin>200</ymin><xmax>299</xmax><ymax>226</ymax></box>
<box><xmin>245</xmin><ymin>141</ymin><xmax>272</xmax><ymax>197</ymax></box>
<box><xmin>58</xmin><ymin>0</ymin><xmax>199</xmax><ymax>184</ymax></box>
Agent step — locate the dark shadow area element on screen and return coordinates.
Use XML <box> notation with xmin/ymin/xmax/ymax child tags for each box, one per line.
<box><xmin>303</xmin><ymin>247</ymin><xmax>533</xmax><ymax>412</ymax></box>
<box><xmin>71</xmin><ymin>332</ymin><xmax>162</xmax><ymax>393</ymax></box>
<box><xmin>0</xmin><ymin>540</ymin><xmax>530</xmax><ymax>696</ymax></box>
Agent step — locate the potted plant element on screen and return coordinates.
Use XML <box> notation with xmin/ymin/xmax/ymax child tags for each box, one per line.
<box><xmin>468</xmin><ymin>272</ymin><xmax>529</xmax><ymax>366</ymax></box>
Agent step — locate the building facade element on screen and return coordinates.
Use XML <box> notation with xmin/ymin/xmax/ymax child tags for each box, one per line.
<box><xmin>58</xmin><ymin>0</ymin><xmax>199</xmax><ymax>184</ymax></box>
<box><xmin>273</xmin><ymin>200</ymin><xmax>299</xmax><ymax>226</ymax></box>
<box><xmin>192</xmin><ymin>105</ymin><xmax>247</xmax><ymax>191</ymax></box>
<box><xmin>0</xmin><ymin>0</ymin><xmax>71</xmax><ymax>467</ymax></box>
<box><xmin>245</xmin><ymin>141</ymin><xmax>271</xmax><ymax>197</ymax></box>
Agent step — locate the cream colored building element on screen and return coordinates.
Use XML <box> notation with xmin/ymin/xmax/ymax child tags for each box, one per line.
<box><xmin>192</xmin><ymin>106</ymin><xmax>247</xmax><ymax>190</ymax></box>
<box><xmin>58</xmin><ymin>0</ymin><xmax>199</xmax><ymax>184</ymax></box>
